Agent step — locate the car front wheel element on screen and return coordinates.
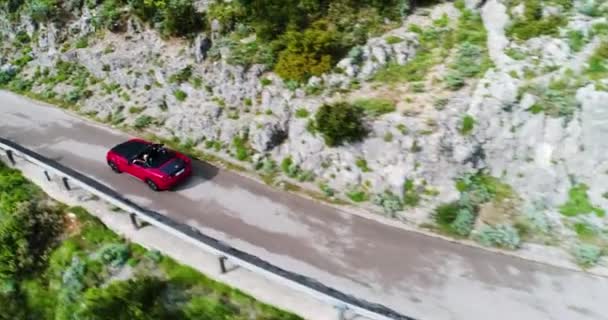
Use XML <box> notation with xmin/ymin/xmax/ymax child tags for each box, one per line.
<box><xmin>145</xmin><ymin>179</ymin><xmax>159</xmax><ymax>191</ymax></box>
<box><xmin>108</xmin><ymin>160</ymin><xmax>121</xmax><ymax>173</ymax></box>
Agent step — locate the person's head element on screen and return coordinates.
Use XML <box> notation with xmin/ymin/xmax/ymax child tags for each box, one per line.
<box><xmin>143</xmin><ymin>154</ymin><xmax>149</xmax><ymax>161</ymax></box>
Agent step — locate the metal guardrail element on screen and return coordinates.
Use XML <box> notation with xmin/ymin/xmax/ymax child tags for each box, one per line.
<box><xmin>0</xmin><ymin>137</ymin><xmax>415</xmax><ymax>320</ymax></box>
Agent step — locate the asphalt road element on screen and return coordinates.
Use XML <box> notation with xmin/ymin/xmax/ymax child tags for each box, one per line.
<box><xmin>2</xmin><ymin>90</ymin><xmax>608</xmax><ymax>320</ymax></box>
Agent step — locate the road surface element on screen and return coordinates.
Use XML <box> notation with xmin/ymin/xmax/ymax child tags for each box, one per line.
<box><xmin>1</xmin><ymin>90</ymin><xmax>607</xmax><ymax>320</ymax></box>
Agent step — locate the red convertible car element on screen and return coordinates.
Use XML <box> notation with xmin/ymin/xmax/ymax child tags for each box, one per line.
<box><xmin>106</xmin><ymin>139</ymin><xmax>192</xmax><ymax>191</ymax></box>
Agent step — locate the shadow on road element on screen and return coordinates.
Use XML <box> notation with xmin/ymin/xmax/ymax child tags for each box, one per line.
<box><xmin>171</xmin><ymin>160</ymin><xmax>219</xmax><ymax>192</ymax></box>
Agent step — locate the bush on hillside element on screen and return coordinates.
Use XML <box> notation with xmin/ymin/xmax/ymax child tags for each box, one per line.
<box><xmin>274</xmin><ymin>21</ymin><xmax>340</xmax><ymax>81</ymax></box>
<box><xmin>314</xmin><ymin>102</ymin><xmax>368</xmax><ymax>146</ymax></box>
<box><xmin>0</xmin><ymin>201</ymin><xmax>64</xmax><ymax>280</ymax></box>
<box><xmin>474</xmin><ymin>224</ymin><xmax>521</xmax><ymax>249</ymax></box>
<box><xmin>28</xmin><ymin>0</ymin><xmax>59</xmax><ymax>23</ymax></box>
<box><xmin>161</xmin><ymin>0</ymin><xmax>204</xmax><ymax>37</ymax></box>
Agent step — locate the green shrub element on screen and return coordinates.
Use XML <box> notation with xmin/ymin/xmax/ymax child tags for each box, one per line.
<box><xmin>385</xmin><ymin>35</ymin><xmax>403</xmax><ymax>44</ymax></box>
<box><xmin>444</xmin><ymin>71</ymin><xmax>465</xmax><ymax>90</ymax></box>
<box><xmin>173</xmin><ymin>89</ymin><xmax>187</xmax><ymax>101</ymax></box>
<box><xmin>314</xmin><ymin>102</ymin><xmax>367</xmax><ymax>147</ymax></box>
<box><xmin>572</xmin><ymin>243</ymin><xmax>602</xmax><ymax>268</ymax></box>
<box><xmin>567</xmin><ymin>30</ymin><xmax>587</xmax><ymax>53</ymax></box>
<box><xmin>75</xmin><ymin>37</ymin><xmax>89</xmax><ymax>49</ymax></box>
<box><xmin>295</xmin><ymin>108</ymin><xmax>309</xmax><ymax>118</ymax></box>
<box><xmin>506</xmin><ymin>0</ymin><xmax>566</xmax><ymax>40</ymax></box>
<box><xmin>585</xmin><ymin>41</ymin><xmax>608</xmax><ymax>80</ymax></box>
<box><xmin>65</xmin><ymin>89</ymin><xmax>84</xmax><ymax>103</ymax></box>
<box><xmin>474</xmin><ymin>224</ymin><xmax>521</xmax><ymax>249</ymax></box>
<box><xmin>459</xmin><ymin>115</ymin><xmax>475</xmax><ymax>135</ymax></box>
<box><xmin>274</xmin><ymin>21</ymin><xmax>339</xmax><ymax>82</ymax></box>
<box><xmin>96</xmin><ymin>0</ymin><xmax>124</xmax><ymax>32</ymax></box>
<box><xmin>8</xmin><ymin>77</ymin><xmax>33</xmax><ymax>92</ymax></box>
<box><xmin>0</xmin><ymin>68</ymin><xmax>17</xmax><ymax>86</ymax></box>
<box><xmin>383</xmin><ymin>132</ymin><xmax>394</xmax><ymax>142</ymax></box>
<box><xmin>434</xmin><ymin>202</ymin><xmax>460</xmax><ymax>226</ymax></box>
<box><xmin>296</xmin><ymin>170</ymin><xmax>315</xmax><ymax>182</ymax></box>
<box><xmin>450</xmin><ymin>207</ymin><xmax>476</xmax><ymax>236</ymax></box>
<box><xmin>232</xmin><ymin>136</ymin><xmax>249</xmax><ymax>161</ymax></box>
<box><xmin>15</xmin><ymin>31</ymin><xmax>30</xmax><ymax>45</ymax></box>
<box><xmin>0</xmin><ymin>200</ymin><xmax>63</xmax><ymax>280</ymax></box>
<box><xmin>94</xmin><ymin>244</ymin><xmax>130</xmax><ymax>267</ymax></box>
<box><xmin>372</xmin><ymin>191</ymin><xmax>403</xmax><ymax>216</ymax></box>
<box><xmin>28</xmin><ymin>0</ymin><xmax>58</xmax><ymax>23</ymax></box>
<box><xmin>260</xmin><ymin>78</ymin><xmax>272</xmax><ymax>86</ymax></box>
<box><xmin>128</xmin><ymin>106</ymin><xmax>145</xmax><ymax>114</ymax></box>
<box><xmin>403</xmin><ymin>179</ymin><xmax>420</xmax><ymax>206</ymax></box>
<box><xmin>347</xmin><ymin>187</ymin><xmax>368</xmax><ymax>203</ymax></box>
<box><xmin>456</xmin><ymin>172</ymin><xmax>512</xmax><ymax>204</ymax></box>
<box><xmin>355</xmin><ymin>158</ymin><xmax>370</xmax><ymax>172</ymax></box>
<box><xmin>505</xmin><ymin>47</ymin><xmax>527</xmax><ymax>60</ymax></box>
<box><xmin>133</xmin><ymin>115</ymin><xmax>154</xmax><ymax>129</ymax></box>
<box><xmin>319</xmin><ymin>183</ymin><xmax>335</xmax><ymax>197</ymax></box>
<box><xmin>559</xmin><ymin>184</ymin><xmax>605</xmax><ymax>217</ymax></box>
<box><xmin>281</xmin><ymin>156</ymin><xmax>293</xmax><ymax>174</ymax></box>
<box><xmin>433</xmin><ymin>98</ymin><xmax>448</xmax><ymax>110</ymax></box>
<box><xmin>169</xmin><ymin>66</ymin><xmax>193</xmax><ymax>84</ymax></box>
<box><xmin>521</xmin><ymin>79</ymin><xmax>581</xmax><ymax>118</ymax></box>
<box><xmin>578</xmin><ymin>0</ymin><xmax>603</xmax><ymax>17</ymax></box>
<box><xmin>573</xmin><ymin>222</ymin><xmax>597</xmax><ymax>240</ymax></box>
<box><xmin>161</xmin><ymin>0</ymin><xmax>204</xmax><ymax>37</ymax></box>
<box><xmin>352</xmin><ymin>98</ymin><xmax>396</xmax><ymax>117</ymax></box>
<box><xmin>256</xmin><ymin>157</ymin><xmax>277</xmax><ymax>176</ymax></box>
<box><xmin>524</xmin><ymin>203</ymin><xmax>551</xmax><ymax>233</ymax></box>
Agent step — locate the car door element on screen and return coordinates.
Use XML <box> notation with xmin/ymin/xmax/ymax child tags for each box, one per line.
<box><xmin>127</xmin><ymin>159</ymin><xmax>148</xmax><ymax>180</ymax></box>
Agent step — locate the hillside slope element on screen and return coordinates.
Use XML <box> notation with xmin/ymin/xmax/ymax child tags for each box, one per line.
<box><xmin>1</xmin><ymin>0</ymin><xmax>608</xmax><ymax>268</ymax></box>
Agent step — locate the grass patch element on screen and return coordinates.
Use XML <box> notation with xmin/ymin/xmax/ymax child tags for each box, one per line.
<box><xmin>295</xmin><ymin>108</ymin><xmax>310</xmax><ymax>118</ymax></box>
<box><xmin>559</xmin><ymin>184</ymin><xmax>605</xmax><ymax>217</ymax></box>
<box><xmin>353</xmin><ymin>98</ymin><xmax>396</xmax><ymax>117</ymax></box>
<box><xmin>355</xmin><ymin>158</ymin><xmax>370</xmax><ymax>172</ymax></box>
<box><xmin>567</xmin><ymin>30</ymin><xmax>587</xmax><ymax>53</ymax></box>
<box><xmin>585</xmin><ymin>41</ymin><xmax>608</xmax><ymax>80</ymax></box>
<box><xmin>133</xmin><ymin>115</ymin><xmax>155</xmax><ymax>130</ymax></box>
<box><xmin>173</xmin><ymin>89</ymin><xmax>187</xmax><ymax>101</ymax></box>
<box><xmin>346</xmin><ymin>186</ymin><xmax>369</xmax><ymax>203</ymax></box>
<box><xmin>459</xmin><ymin>114</ymin><xmax>475</xmax><ymax>135</ymax></box>
<box><xmin>506</xmin><ymin>0</ymin><xmax>567</xmax><ymax>41</ymax></box>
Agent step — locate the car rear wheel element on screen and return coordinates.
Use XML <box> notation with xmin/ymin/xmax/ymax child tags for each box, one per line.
<box><xmin>145</xmin><ymin>179</ymin><xmax>159</xmax><ymax>191</ymax></box>
<box><xmin>108</xmin><ymin>160</ymin><xmax>121</xmax><ymax>173</ymax></box>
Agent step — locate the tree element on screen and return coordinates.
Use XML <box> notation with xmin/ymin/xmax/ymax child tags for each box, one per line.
<box><xmin>274</xmin><ymin>20</ymin><xmax>340</xmax><ymax>81</ymax></box>
<box><xmin>161</xmin><ymin>0</ymin><xmax>204</xmax><ymax>37</ymax></box>
<box><xmin>314</xmin><ymin>102</ymin><xmax>368</xmax><ymax>146</ymax></box>
<box><xmin>75</xmin><ymin>276</ymin><xmax>174</xmax><ymax>319</ymax></box>
<box><xmin>0</xmin><ymin>201</ymin><xmax>63</xmax><ymax>280</ymax></box>
<box><xmin>183</xmin><ymin>297</ymin><xmax>238</xmax><ymax>320</ymax></box>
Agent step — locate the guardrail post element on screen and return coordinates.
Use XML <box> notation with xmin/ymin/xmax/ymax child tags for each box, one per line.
<box><xmin>130</xmin><ymin>213</ymin><xmax>142</xmax><ymax>230</ymax></box>
<box><xmin>335</xmin><ymin>305</ymin><xmax>349</xmax><ymax>320</ymax></box>
<box><xmin>62</xmin><ymin>177</ymin><xmax>71</xmax><ymax>190</ymax></box>
<box><xmin>6</xmin><ymin>150</ymin><xmax>15</xmax><ymax>165</ymax></box>
<box><xmin>43</xmin><ymin>170</ymin><xmax>52</xmax><ymax>181</ymax></box>
<box><xmin>219</xmin><ymin>256</ymin><xmax>228</xmax><ymax>274</ymax></box>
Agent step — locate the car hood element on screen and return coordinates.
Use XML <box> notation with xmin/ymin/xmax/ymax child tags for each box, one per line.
<box><xmin>159</xmin><ymin>158</ymin><xmax>186</xmax><ymax>176</ymax></box>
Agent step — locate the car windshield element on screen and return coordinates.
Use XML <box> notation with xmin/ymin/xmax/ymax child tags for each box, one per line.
<box><xmin>145</xmin><ymin>147</ymin><xmax>175</xmax><ymax>168</ymax></box>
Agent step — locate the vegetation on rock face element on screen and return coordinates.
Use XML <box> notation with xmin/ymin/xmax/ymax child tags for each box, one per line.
<box><xmin>560</xmin><ymin>184</ymin><xmax>605</xmax><ymax>217</ymax></box>
<box><xmin>207</xmin><ymin>0</ymin><xmax>408</xmax><ymax>79</ymax></box>
<box><xmin>0</xmin><ymin>162</ymin><xmax>301</xmax><ymax>319</ymax></box>
<box><xmin>434</xmin><ymin>172</ymin><xmax>514</xmax><ymax>238</ymax></box>
<box><xmin>585</xmin><ymin>41</ymin><xmax>608</xmax><ymax>80</ymax></box>
<box><xmin>506</xmin><ymin>0</ymin><xmax>567</xmax><ymax>40</ymax></box>
<box><xmin>353</xmin><ymin>98</ymin><xmax>396</xmax><ymax>117</ymax></box>
<box><xmin>313</xmin><ymin>102</ymin><xmax>368</xmax><ymax>147</ymax></box>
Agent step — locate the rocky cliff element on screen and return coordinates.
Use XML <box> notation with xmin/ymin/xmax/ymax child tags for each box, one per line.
<box><xmin>2</xmin><ymin>0</ymin><xmax>608</xmax><ymax>268</ymax></box>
